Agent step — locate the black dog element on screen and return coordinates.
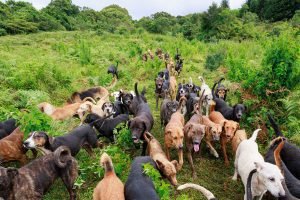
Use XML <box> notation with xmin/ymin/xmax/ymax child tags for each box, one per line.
<box><xmin>84</xmin><ymin>113</ymin><xmax>129</xmax><ymax>142</ymax></box>
<box><xmin>186</xmin><ymin>93</ymin><xmax>200</xmax><ymax>119</ymax></box>
<box><xmin>125</xmin><ymin>156</ymin><xmax>160</xmax><ymax>200</ymax></box>
<box><xmin>0</xmin><ymin>118</ymin><xmax>17</xmax><ymax>140</ymax></box>
<box><xmin>176</xmin><ymin>83</ymin><xmax>189</xmax><ymax>101</ymax></box>
<box><xmin>0</xmin><ymin>146</ymin><xmax>78</xmax><ymax>200</ymax></box>
<box><xmin>23</xmin><ymin>125</ymin><xmax>98</xmax><ymax>156</ymax></box>
<box><xmin>107</xmin><ymin>62</ymin><xmax>119</xmax><ymax>79</ymax></box>
<box><xmin>128</xmin><ymin>83</ymin><xmax>154</xmax><ymax>155</ymax></box>
<box><xmin>160</xmin><ymin>98</ymin><xmax>179</xmax><ymax>126</ymax></box>
<box><xmin>212</xmin><ymin>78</ymin><xmax>228</xmax><ymax>101</ymax></box>
<box><xmin>175</xmin><ymin>48</ymin><xmax>181</xmax><ymax>61</ymax></box>
<box><xmin>157</xmin><ymin>69</ymin><xmax>169</xmax><ymax>80</ymax></box>
<box><xmin>155</xmin><ymin>76</ymin><xmax>165</xmax><ymax>110</ymax></box>
<box><xmin>212</xmin><ymin>88</ymin><xmax>246</xmax><ymax>122</ymax></box>
<box><xmin>268</xmin><ymin>114</ymin><xmax>300</xmax><ymax>180</ymax></box>
<box><xmin>175</xmin><ymin>58</ymin><xmax>184</xmax><ymax>76</ymax></box>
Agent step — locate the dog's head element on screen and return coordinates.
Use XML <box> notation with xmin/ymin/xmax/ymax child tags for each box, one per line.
<box><xmin>223</xmin><ymin>120</ymin><xmax>239</xmax><ymax>141</ymax></box>
<box><xmin>128</xmin><ymin>117</ymin><xmax>146</xmax><ymax>143</ymax></box>
<box><xmin>254</xmin><ymin>162</ymin><xmax>285</xmax><ymax>198</ymax></box>
<box><xmin>165</xmin><ymin>127</ymin><xmax>184</xmax><ymax>150</ymax></box>
<box><xmin>38</xmin><ymin>102</ymin><xmax>55</xmax><ymax>115</ymax></box>
<box><xmin>120</xmin><ymin>92</ymin><xmax>134</xmax><ymax>107</ymax></box>
<box><xmin>184</xmin><ymin>123</ymin><xmax>205</xmax><ymax>152</ymax></box>
<box><xmin>77</xmin><ymin>101</ymin><xmax>93</xmax><ymax>119</ymax></box>
<box><xmin>193</xmin><ymin>85</ymin><xmax>201</xmax><ymax>95</ymax></box>
<box><xmin>216</xmin><ymin>85</ymin><xmax>228</xmax><ymax>100</ymax></box>
<box><xmin>83</xmin><ymin>113</ymin><xmax>100</xmax><ymax>124</ymax></box>
<box><xmin>208</xmin><ymin>124</ymin><xmax>223</xmax><ymax>141</ymax></box>
<box><xmin>155</xmin><ymin>77</ymin><xmax>164</xmax><ymax>90</ymax></box>
<box><xmin>23</xmin><ymin>131</ymin><xmax>50</xmax><ymax>149</ymax></box>
<box><xmin>166</xmin><ymin>101</ymin><xmax>179</xmax><ymax>114</ymax></box>
<box><xmin>0</xmin><ymin>167</ymin><xmax>18</xmax><ymax>199</ymax></box>
<box><xmin>157</xmin><ymin>71</ymin><xmax>164</xmax><ymax>78</ymax></box>
<box><xmin>156</xmin><ymin>160</ymin><xmax>178</xmax><ymax>186</ymax></box>
<box><xmin>233</xmin><ymin>104</ymin><xmax>246</xmax><ymax>120</ymax></box>
<box><xmin>177</xmin><ymin>84</ymin><xmax>189</xmax><ymax>98</ymax></box>
<box><xmin>101</xmin><ymin>102</ymin><xmax>115</xmax><ymax>117</ymax></box>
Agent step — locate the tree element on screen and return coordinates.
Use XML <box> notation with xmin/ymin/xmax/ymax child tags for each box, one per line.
<box><xmin>220</xmin><ymin>0</ymin><xmax>230</xmax><ymax>9</ymax></box>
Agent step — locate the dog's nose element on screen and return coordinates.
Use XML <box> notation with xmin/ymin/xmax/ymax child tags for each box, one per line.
<box><xmin>23</xmin><ymin>141</ymin><xmax>29</xmax><ymax>147</ymax></box>
<box><xmin>178</xmin><ymin>144</ymin><xmax>183</xmax><ymax>149</ymax></box>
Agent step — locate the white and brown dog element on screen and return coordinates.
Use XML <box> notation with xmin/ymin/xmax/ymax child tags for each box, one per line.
<box><xmin>232</xmin><ymin>129</ymin><xmax>285</xmax><ymax>200</ymax></box>
<box><xmin>198</xmin><ymin>76</ymin><xmax>213</xmax><ymax>116</ymax></box>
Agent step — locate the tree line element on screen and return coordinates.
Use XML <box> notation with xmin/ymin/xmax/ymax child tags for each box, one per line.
<box><xmin>0</xmin><ymin>0</ymin><xmax>299</xmax><ymax>40</ymax></box>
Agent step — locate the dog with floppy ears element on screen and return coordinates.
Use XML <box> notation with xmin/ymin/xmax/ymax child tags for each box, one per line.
<box><xmin>232</xmin><ymin>129</ymin><xmax>285</xmax><ymax>200</ymax></box>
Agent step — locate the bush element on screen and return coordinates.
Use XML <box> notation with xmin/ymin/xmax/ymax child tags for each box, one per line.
<box><xmin>205</xmin><ymin>51</ymin><xmax>225</xmax><ymax>71</ymax></box>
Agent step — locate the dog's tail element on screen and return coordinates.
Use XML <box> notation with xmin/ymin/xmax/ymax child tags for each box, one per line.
<box><xmin>249</xmin><ymin>129</ymin><xmax>261</xmax><ymax>142</ymax></box>
<box><xmin>54</xmin><ymin>146</ymin><xmax>73</xmax><ymax>168</ymax></box>
<box><xmin>100</xmin><ymin>153</ymin><xmax>114</xmax><ymax>173</ymax></box>
<box><xmin>267</xmin><ymin>113</ymin><xmax>283</xmax><ymax>137</ymax></box>
<box><xmin>189</xmin><ymin>77</ymin><xmax>193</xmax><ymax>85</ymax></box>
<box><xmin>82</xmin><ymin>97</ymin><xmax>97</xmax><ymax>104</ymax></box>
<box><xmin>177</xmin><ymin>96</ymin><xmax>187</xmax><ymax>113</ymax></box>
<box><xmin>246</xmin><ymin>169</ymin><xmax>257</xmax><ymax>200</ymax></box>
<box><xmin>134</xmin><ymin>82</ymin><xmax>141</xmax><ymax>102</ymax></box>
<box><xmin>177</xmin><ymin>183</ymin><xmax>216</xmax><ymax>200</ymax></box>
<box><xmin>217</xmin><ymin>77</ymin><xmax>225</xmax><ymax>88</ymax></box>
<box><xmin>198</xmin><ymin>76</ymin><xmax>205</xmax><ymax>84</ymax></box>
<box><xmin>274</xmin><ymin>138</ymin><xmax>285</xmax><ymax>173</ymax></box>
<box><xmin>107</xmin><ymin>75</ymin><xmax>117</xmax><ymax>90</ymax></box>
<box><xmin>144</xmin><ymin>131</ymin><xmax>154</xmax><ymax>143</ymax></box>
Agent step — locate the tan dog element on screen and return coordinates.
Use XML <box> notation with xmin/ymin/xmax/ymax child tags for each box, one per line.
<box><xmin>38</xmin><ymin>102</ymin><xmax>81</xmax><ymax>120</ymax></box>
<box><xmin>144</xmin><ymin>132</ymin><xmax>178</xmax><ymax>185</ymax></box>
<box><xmin>0</xmin><ymin>127</ymin><xmax>34</xmax><ymax>165</ymax></box>
<box><xmin>184</xmin><ymin>114</ymin><xmax>206</xmax><ymax>178</ymax></box>
<box><xmin>93</xmin><ymin>153</ymin><xmax>125</xmax><ymax>200</ymax></box>
<box><xmin>231</xmin><ymin>129</ymin><xmax>247</xmax><ymax>154</ymax></box>
<box><xmin>169</xmin><ymin>76</ymin><xmax>177</xmax><ymax>101</ymax></box>
<box><xmin>209</xmin><ymin>111</ymin><xmax>239</xmax><ymax>166</ymax></box>
<box><xmin>67</xmin><ymin>86</ymin><xmax>109</xmax><ymax>104</ymax></box>
<box><xmin>202</xmin><ymin>116</ymin><xmax>223</xmax><ymax>158</ymax></box>
<box><xmin>164</xmin><ymin>98</ymin><xmax>185</xmax><ymax>170</ymax></box>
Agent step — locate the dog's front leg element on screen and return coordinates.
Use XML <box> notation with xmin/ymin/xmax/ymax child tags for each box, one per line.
<box><xmin>206</xmin><ymin>140</ymin><xmax>219</xmax><ymax>158</ymax></box>
<box><xmin>141</xmin><ymin>141</ymin><xmax>147</xmax><ymax>156</ymax></box>
<box><xmin>156</xmin><ymin>95</ymin><xmax>159</xmax><ymax>110</ymax></box>
<box><xmin>221</xmin><ymin>138</ymin><xmax>229</xmax><ymax>166</ymax></box>
<box><xmin>178</xmin><ymin>149</ymin><xmax>183</xmax><ymax>171</ymax></box>
<box><xmin>165</xmin><ymin>145</ymin><xmax>171</xmax><ymax>161</ymax></box>
<box><xmin>187</xmin><ymin>149</ymin><xmax>196</xmax><ymax>179</ymax></box>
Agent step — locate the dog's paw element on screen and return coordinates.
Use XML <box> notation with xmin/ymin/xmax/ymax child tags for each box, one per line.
<box><xmin>213</xmin><ymin>151</ymin><xmax>219</xmax><ymax>158</ymax></box>
<box><xmin>232</xmin><ymin>175</ymin><xmax>237</xmax><ymax>181</ymax></box>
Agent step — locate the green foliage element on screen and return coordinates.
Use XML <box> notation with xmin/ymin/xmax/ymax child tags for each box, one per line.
<box><xmin>143</xmin><ymin>163</ymin><xmax>171</xmax><ymax>200</ymax></box>
<box><xmin>205</xmin><ymin>51</ymin><xmax>225</xmax><ymax>71</ymax></box>
<box><xmin>15</xmin><ymin>90</ymin><xmax>50</xmax><ymax>108</ymax></box>
<box><xmin>78</xmin><ymin>39</ymin><xmax>91</xmax><ymax>65</ymax></box>
<box><xmin>114</xmin><ymin>123</ymin><xmax>135</xmax><ymax>149</ymax></box>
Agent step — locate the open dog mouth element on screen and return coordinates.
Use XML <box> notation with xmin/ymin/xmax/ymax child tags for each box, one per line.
<box><xmin>193</xmin><ymin>142</ymin><xmax>200</xmax><ymax>152</ymax></box>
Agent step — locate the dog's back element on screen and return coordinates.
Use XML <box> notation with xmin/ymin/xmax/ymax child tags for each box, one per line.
<box><xmin>125</xmin><ymin>156</ymin><xmax>159</xmax><ymax>200</ymax></box>
<box><xmin>0</xmin><ymin>119</ymin><xmax>17</xmax><ymax>139</ymax></box>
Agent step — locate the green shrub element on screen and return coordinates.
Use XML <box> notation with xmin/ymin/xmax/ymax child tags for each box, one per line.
<box><xmin>78</xmin><ymin>39</ymin><xmax>91</xmax><ymax>65</ymax></box>
<box><xmin>15</xmin><ymin>90</ymin><xmax>50</xmax><ymax>108</ymax></box>
<box><xmin>205</xmin><ymin>51</ymin><xmax>225</xmax><ymax>71</ymax></box>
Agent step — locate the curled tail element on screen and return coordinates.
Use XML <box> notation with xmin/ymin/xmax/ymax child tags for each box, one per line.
<box><xmin>54</xmin><ymin>146</ymin><xmax>73</xmax><ymax>168</ymax></box>
<box><xmin>267</xmin><ymin>113</ymin><xmax>283</xmax><ymax>137</ymax></box>
<box><xmin>198</xmin><ymin>76</ymin><xmax>205</xmax><ymax>84</ymax></box>
<box><xmin>249</xmin><ymin>129</ymin><xmax>261</xmax><ymax>141</ymax></box>
<box><xmin>217</xmin><ymin>78</ymin><xmax>225</xmax><ymax>88</ymax></box>
<box><xmin>246</xmin><ymin>169</ymin><xmax>257</xmax><ymax>200</ymax></box>
<box><xmin>177</xmin><ymin>183</ymin><xmax>216</xmax><ymax>200</ymax></box>
<box><xmin>100</xmin><ymin>153</ymin><xmax>114</xmax><ymax>173</ymax></box>
<box><xmin>274</xmin><ymin>138</ymin><xmax>285</xmax><ymax>172</ymax></box>
<box><xmin>107</xmin><ymin>75</ymin><xmax>117</xmax><ymax>90</ymax></box>
<box><xmin>144</xmin><ymin>132</ymin><xmax>154</xmax><ymax>143</ymax></box>
<box><xmin>134</xmin><ymin>82</ymin><xmax>141</xmax><ymax>103</ymax></box>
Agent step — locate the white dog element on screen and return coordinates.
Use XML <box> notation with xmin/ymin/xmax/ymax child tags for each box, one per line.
<box><xmin>198</xmin><ymin>76</ymin><xmax>213</xmax><ymax>116</ymax></box>
<box><xmin>232</xmin><ymin>129</ymin><xmax>285</xmax><ymax>200</ymax></box>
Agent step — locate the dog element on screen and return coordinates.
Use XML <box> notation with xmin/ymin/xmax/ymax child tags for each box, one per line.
<box><xmin>232</xmin><ymin>129</ymin><xmax>285</xmax><ymax>200</ymax></box>
<box><xmin>38</xmin><ymin>101</ymin><xmax>81</xmax><ymax>120</ymax></box>
<box><xmin>169</xmin><ymin>75</ymin><xmax>177</xmax><ymax>101</ymax></box>
<box><xmin>202</xmin><ymin>116</ymin><xmax>223</xmax><ymax>158</ymax></box>
<box><xmin>0</xmin><ymin>118</ymin><xmax>17</xmax><ymax>140</ymax></box>
<box><xmin>265</xmin><ymin>137</ymin><xmax>300</xmax><ymax>199</ymax></box>
<box><xmin>93</xmin><ymin>153</ymin><xmax>124</xmax><ymax>200</ymax></box>
<box><xmin>209</xmin><ymin>111</ymin><xmax>239</xmax><ymax>166</ymax></box>
<box><xmin>268</xmin><ymin>113</ymin><xmax>300</xmax><ymax>180</ymax></box>
<box><xmin>157</xmin><ymin>69</ymin><xmax>170</xmax><ymax>80</ymax></box>
<box><xmin>67</xmin><ymin>86</ymin><xmax>109</xmax><ymax>104</ymax></box>
<box><xmin>23</xmin><ymin>125</ymin><xmax>98</xmax><ymax>156</ymax></box>
<box><xmin>164</xmin><ymin>97</ymin><xmax>186</xmax><ymax>170</ymax></box>
<box><xmin>186</xmin><ymin>77</ymin><xmax>200</xmax><ymax>94</ymax></box>
<box><xmin>186</xmin><ymin>93</ymin><xmax>200</xmax><ymax>119</ymax></box>
<box><xmin>177</xmin><ymin>183</ymin><xmax>217</xmax><ymax>200</ymax></box>
<box><xmin>184</xmin><ymin>113</ymin><xmax>206</xmax><ymax>178</ymax></box>
<box><xmin>0</xmin><ymin>127</ymin><xmax>36</xmax><ymax>165</ymax></box>
<box><xmin>102</xmin><ymin>102</ymin><xmax>116</xmax><ymax>117</ymax></box>
<box><xmin>144</xmin><ymin>132</ymin><xmax>178</xmax><ymax>185</ymax></box>
<box><xmin>198</xmin><ymin>76</ymin><xmax>213</xmax><ymax>116</ymax></box>
<box><xmin>107</xmin><ymin>62</ymin><xmax>119</xmax><ymax>79</ymax></box>
<box><xmin>176</xmin><ymin>83</ymin><xmax>189</xmax><ymax>101</ymax></box>
<box><xmin>212</xmin><ymin>78</ymin><xmax>228</xmax><ymax>101</ymax></box>
<box><xmin>160</xmin><ymin>98</ymin><xmax>179</xmax><ymax>127</ymax></box>
<box><xmin>175</xmin><ymin>58</ymin><xmax>184</xmax><ymax>76</ymax></box>
<box><xmin>155</xmin><ymin>48</ymin><xmax>163</xmax><ymax>59</ymax></box>
<box><xmin>84</xmin><ymin>113</ymin><xmax>129</xmax><ymax>142</ymax></box>
<box><xmin>128</xmin><ymin>83</ymin><xmax>154</xmax><ymax>155</ymax></box>
<box><xmin>155</xmin><ymin>76</ymin><xmax>165</xmax><ymax>109</ymax></box>
<box><xmin>0</xmin><ymin>146</ymin><xmax>78</xmax><ymax>200</ymax></box>
<box><xmin>175</xmin><ymin>48</ymin><xmax>181</xmax><ymax>61</ymax></box>
<box><xmin>231</xmin><ymin>129</ymin><xmax>247</xmax><ymax>154</ymax></box>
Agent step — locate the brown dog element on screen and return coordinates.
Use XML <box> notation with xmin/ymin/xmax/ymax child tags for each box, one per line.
<box><xmin>67</xmin><ymin>86</ymin><xmax>109</xmax><ymax>104</ymax></box>
<box><xmin>169</xmin><ymin>76</ymin><xmax>177</xmax><ymax>101</ymax></box>
<box><xmin>93</xmin><ymin>153</ymin><xmax>125</xmax><ymax>200</ymax></box>
<box><xmin>209</xmin><ymin>111</ymin><xmax>239</xmax><ymax>166</ymax></box>
<box><xmin>184</xmin><ymin>114</ymin><xmax>206</xmax><ymax>178</ymax></box>
<box><xmin>144</xmin><ymin>132</ymin><xmax>178</xmax><ymax>185</ymax></box>
<box><xmin>231</xmin><ymin>129</ymin><xmax>247</xmax><ymax>154</ymax></box>
<box><xmin>164</xmin><ymin>98</ymin><xmax>185</xmax><ymax>170</ymax></box>
<box><xmin>202</xmin><ymin>116</ymin><xmax>223</xmax><ymax>158</ymax></box>
<box><xmin>0</xmin><ymin>127</ymin><xmax>33</xmax><ymax>165</ymax></box>
<box><xmin>38</xmin><ymin>102</ymin><xmax>81</xmax><ymax>120</ymax></box>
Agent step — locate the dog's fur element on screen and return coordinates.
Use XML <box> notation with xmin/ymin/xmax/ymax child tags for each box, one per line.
<box><xmin>232</xmin><ymin>129</ymin><xmax>248</xmax><ymax>154</ymax></box>
<box><xmin>23</xmin><ymin>125</ymin><xmax>98</xmax><ymax>156</ymax></box>
<box><xmin>84</xmin><ymin>113</ymin><xmax>129</xmax><ymax>142</ymax></box>
<box><xmin>212</xmin><ymin>78</ymin><xmax>228</xmax><ymax>101</ymax></box>
<box><xmin>164</xmin><ymin>98</ymin><xmax>186</xmax><ymax>170</ymax></box>
<box><xmin>198</xmin><ymin>76</ymin><xmax>213</xmax><ymax>116</ymax></box>
<box><xmin>176</xmin><ymin>83</ymin><xmax>189</xmax><ymax>101</ymax></box>
<box><xmin>155</xmin><ymin>76</ymin><xmax>165</xmax><ymax>109</ymax></box>
<box><xmin>125</xmin><ymin>156</ymin><xmax>160</xmax><ymax>200</ymax></box>
<box><xmin>160</xmin><ymin>99</ymin><xmax>179</xmax><ymax>127</ymax></box>
<box><xmin>144</xmin><ymin>132</ymin><xmax>178</xmax><ymax>185</ymax></box>
<box><xmin>175</xmin><ymin>58</ymin><xmax>184</xmax><ymax>76</ymax></box>
<box><xmin>202</xmin><ymin>116</ymin><xmax>223</xmax><ymax>158</ymax></box>
<box><xmin>186</xmin><ymin>93</ymin><xmax>200</xmax><ymax>119</ymax></box>
<box><xmin>169</xmin><ymin>75</ymin><xmax>177</xmax><ymax>101</ymax></box>
<box><xmin>232</xmin><ymin>129</ymin><xmax>285</xmax><ymax>200</ymax></box>
<box><xmin>0</xmin><ymin>127</ymin><xmax>31</xmax><ymax>165</ymax></box>
<box><xmin>0</xmin><ymin>119</ymin><xmax>17</xmax><ymax>140</ymax></box>
<box><xmin>184</xmin><ymin>113</ymin><xmax>206</xmax><ymax>178</ymax></box>
<box><xmin>38</xmin><ymin>102</ymin><xmax>81</xmax><ymax>120</ymax></box>
<box><xmin>67</xmin><ymin>86</ymin><xmax>109</xmax><ymax>104</ymax></box>
<box><xmin>107</xmin><ymin>63</ymin><xmax>119</xmax><ymax>79</ymax></box>
<box><xmin>0</xmin><ymin>146</ymin><xmax>78</xmax><ymax>200</ymax></box>
<box><xmin>128</xmin><ymin>83</ymin><xmax>154</xmax><ymax>155</ymax></box>
<box><xmin>178</xmin><ymin>183</ymin><xmax>217</xmax><ymax>200</ymax></box>
<box><xmin>209</xmin><ymin>111</ymin><xmax>239</xmax><ymax>165</ymax></box>
<box><xmin>93</xmin><ymin>153</ymin><xmax>124</xmax><ymax>200</ymax></box>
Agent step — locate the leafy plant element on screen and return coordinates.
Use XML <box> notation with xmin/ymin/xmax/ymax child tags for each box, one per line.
<box><xmin>205</xmin><ymin>51</ymin><xmax>225</xmax><ymax>71</ymax></box>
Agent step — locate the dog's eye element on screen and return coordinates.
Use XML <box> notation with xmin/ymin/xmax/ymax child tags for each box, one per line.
<box><xmin>174</xmin><ymin>137</ymin><xmax>177</xmax><ymax>140</ymax></box>
<box><xmin>269</xmin><ymin>177</ymin><xmax>275</xmax><ymax>182</ymax></box>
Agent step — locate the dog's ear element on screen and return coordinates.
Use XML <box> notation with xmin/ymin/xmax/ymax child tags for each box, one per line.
<box><xmin>101</xmin><ymin>103</ymin><xmax>106</xmax><ymax>111</ymax></box>
<box><xmin>7</xmin><ymin>167</ymin><xmax>18</xmax><ymax>179</ymax></box>
<box><xmin>171</xmin><ymin>160</ymin><xmax>179</xmax><ymax>171</ymax></box>
<box><xmin>254</xmin><ymin>162</ymin><xmax>264</xmax><ymax>172</ymax></box>
<box><xmin>127</xmin><ymin>120</ymin><xmax>131</xmax><ymax>128</ymax></box>
<box><xmin>155</xmin><ymin>160</ymin><xmax>164</xmax><ymax>170</ymax></box>
<box><xmin>87</xmin><ymin>103</ymin><xmax>92</xmax><ymax>112</ymax></box>
<box><xmin>184</xmin><ymin>124</ymin><xmax>193</xmax><ymax>133</ymax></box>
<box><xmin>235</xmin><ymin>122</ymin><xmax>240</xmax><ymax>130</ymax></box>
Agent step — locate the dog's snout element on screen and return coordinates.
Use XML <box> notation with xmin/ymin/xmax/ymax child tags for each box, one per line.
<box><xmin>278</xmin><ymin>192</ymin><xmax>285</xmax><ymax>197</ymax></box>
<box><xmin>178</xmin><ymin>144</ymin><xmax>183</xmax><ymax>149</ymax></box>
<box><xmin>23</xmin><ymin>141</ymin><xmax>29</xmax><ymax>146</ymax></box>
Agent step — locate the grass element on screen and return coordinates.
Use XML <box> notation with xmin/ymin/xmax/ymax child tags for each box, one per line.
<box><xmin>0</xmin><ymin>31</ymin><xmax>298</xmax><ymax>200</ymax></box>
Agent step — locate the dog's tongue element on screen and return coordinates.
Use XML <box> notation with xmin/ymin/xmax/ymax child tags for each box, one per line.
<box><xmin>133</xmin><ymin>139</ymin><xmax>139</xmax><ymax>143</ymax></box>
<box><xmin>193</xmin><ymin>144</ymin><xmax>199</xmax><ymax>152</ymax></box>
